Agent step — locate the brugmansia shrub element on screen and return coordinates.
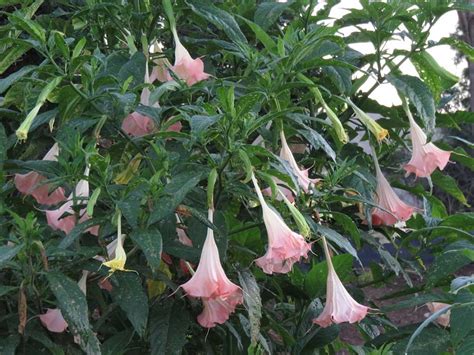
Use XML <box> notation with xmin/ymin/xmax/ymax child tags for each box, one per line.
<box><xmin>1</xmin><ymin>0</ymin><xmax>474</xmax><ymax>354</ymax></box>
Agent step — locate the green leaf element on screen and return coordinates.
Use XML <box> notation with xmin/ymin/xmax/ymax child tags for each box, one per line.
<box><xmin>186</xmin><ymin>0</ymin><xmax>248</xmax><ymax>45</ymax></box>
<box><xmin>0</xmin><ymin>335</ymin><xmax>20</xmax><ymax>355</ymax></box>
<box><xmin>0</xmin><ymin>244</ymin><xmax>23</xmax><ymax>269</ymax></box>
<box><xmin>254</xmin><ymin>1</ymin><xmax>293</xmax><ymax>30</ymax></box>
<box><xmin>130</xmin><ymin>229</ymin><xmax>163</xmax><ymax>270</ymax></box>
<box><xmin>238</xmin><ymin>270</ymin><xmax>262</xmax><ymax>346</ymax></box>
<box><xmin>411</xmin><ymin>51</ymin><xmax>458</xmax><ymax>101</ymax></box>
<box><xmin>298</xmin><ymin>127</ymin><xmax>336</xmax><ymax>161</ymax></box>
<box><xmin>118</xmin><ymin>52</ymin><xmax>146</xmax><ymax>88</ymax></box>
<box><xmin>118</xmin><ymin>183</ymin><xmax>149</xmax><ymax>228</ymax></box>
<box><xmin>450</xmin><ymin>294</ymin><xmax>474</xmax><ymax>345</ymax></box>
<box><xmin>148</xmin><ymin>170</ymin><xmax>204</xmax><ymax>224</ymax></box>
<box><xmin>111</xmin><ymin>272</ymin><xmax>149</xmax><ymax>337</ymax></box>
<box><xmin>451</xmin><ymin>275</ymin><xmax>474</xmax><ymax>294</ymax></box>
<box><xmin>387</xmin><ymin>74</ymin><xmax>436</xmax><ymax>133</ymax></box>
<box><xmin>330</xmin><ymin>212</ymin><xmax>361</xmax><ymax>248</ymax></box>
<box><xmin>0</xmin><ymin>65</ymin><xmax>35</xmax><ymax>94</ymax></box>
<box><xmin>428</xmin><ymin>244</ymin><xmax>473</xmax><ymax>286</ymax></box>
<box><xmin>0</xmin><ymin>286</ymin><xmax>17</xmax><ymax>297</ymax></box>
<box><xmin>58</xmin><ymin>218</ymin><xmax>103</xmax><ymax>249</ymax></box>
<box><xmin>404</xmin><ymin>309</ymin><xmax>452</xmax><ymax>354</ymax></box>
<box><xmin>87</xmin><ymin>187</ymin><xmax>101</xmax><ymax>217</ymax></box>
<box><xmin>72</xmin><ymin>38</ymin><xmax>86</xmax><ymax>59</ymax></box>
<box><xmin>9</xmin><ymin>13</ymin><xmax>46</xmax><ymax>43</ymax></box>
<box><xmin>101</xmin><ymin>330</ymin><xmax>134</xmax><ymax>355</ymax></box>
<box><xmin>189</xmin><ymin>114</ymin><xmax>221</xmax><ymax>135</ymax></box>
<box><xmin>46</xmin><ymin>272</ymin><xmax>101</xmax><ymax>355</ymax></box>
<box><xmin>315</xmin><ymin>225</ymin><xmax>360</xmax><ymax>264</ymax></box>
<box><xmin>150</xmin><ymin>299</ymin><xmax>191</xmax><ymax>355</ymax></box>
<box><xmin>378</xmin><ymin>246</ymin><xmax>412</xmax><ymax>287</ymax></box>
<box><xmin>239</xmin><ymin>16</ymin><xmax>276</xmax><ymax>51</ymax></box>
<box><xmin>438</xmin><ymin>37</ymin><xmax>474</xmax><ymax>61</ymax></box>
<box><xmin>0</xmin><ymin>43</ymin><xmax>30</xmax><ymax>75</ymax></box>
<box><xmin>458</xmin><ymin>337</ymin><xmax>474</xmax><ymax>355</ymax></box>
<box><xmin>304</xmin><ymin>254</ymin><xmax>353</xmax><ymax>298</ymax></box>
<box><xmin>431</xmin><ymin>170</ymin><xmax>469</xmax><ymax>207</ymax></box>
<box><xmin>52</xmin><ymin>31</ymin><xmax>69</xmax><ymax>59</ymax></box>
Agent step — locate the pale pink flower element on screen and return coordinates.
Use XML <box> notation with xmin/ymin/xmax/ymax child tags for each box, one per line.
<box><xmin>180</xmin><ymin>209</ymin><xmax>242</xmax><ymax>301</ymax></box>
<box><xmin>280</xmin><ymin>131</ymin><xmax>318</xmax><ymax>193</ymax></box>
<box><xmin>121</xmin><ymin>112</ymin><xmax>155</xmax><ymax>137</ymax></box>
<box><xmin>313</xmin><ymin>238</ymin><xmax>369</xmax><ymax>327</ymax></box>
<box><xmin>46</xmin><ymin>167</ymin><xmax>99</xmax><ymax>236</ymax></box>
<box><xmin>14</xmin><ymin>143</ymin><xmax>66</xmax><ymax>205</ymax></box>
<box><xmin>121</xmin><ymin>62</ymin><xmax>156</xmax><ymax>137</ymax></box>
<box><xmin>167</xmin><ymin>30</ymin><xmax>210</xmax><ymax>86</ymax></box>
<box><xmin>426</xmin><ymin>302</ymin><xmax>451</xmax><ymax>327</ymax></box>
<box><xmin>39</xmin><ymin>308</ymin><xmax>68</xmax><ymax>333</ymax></box>
<box><xmin>197</xmin><ymin>294</ymin><xmax>242</xmax><ymax>328</ymax></box>
<box><xmin>404</xmin><ymin>111</ymin><xmax>451</xmax><ymax>178</ymax></box>
<box><xmin>251</xmin><ymin>173</ymin><xmax>312</xmax><ymax>274</ymax></box>
<box><xmin>372</xmin><ymin>163</ymin><xmax>415</xmax><ymax>226</ymax></box>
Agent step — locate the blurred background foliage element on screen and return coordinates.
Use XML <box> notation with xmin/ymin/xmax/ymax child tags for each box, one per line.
<box><xmin>1</xmin><ymin>0</ymin><xmax>474</xmax><ymax>354</ymax></box>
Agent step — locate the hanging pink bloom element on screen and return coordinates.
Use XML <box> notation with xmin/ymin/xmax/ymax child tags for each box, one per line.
<box><xmin>404</xmin><ymin>115</ymin><xmax>451</xmax><ymax>178</ymax></box>
<box><xmin>426</xmin><ymin>302</ymin><xmax>451</xmax><ymax>327</ymax></box>
<box><xmin>39</xmin><ymin>308</ymin><xmax>68</xmax><ymax>333</ymax></box>
<box><xmin>180</xmin><ymin>210</ymin><xmax>242</xmax><ymax>301</ymax></box>
<box><xmin>197</xmin><ymin>294</ymin><xmax>242</xmax><ymax>328</ymax></box>
<box><xmin>121</xmin><ymin>62</ymin><xmax>156</xmax><ymax>137</ymax></box>
<box><xmin>251</xmin><ymin>174</ymin><xmax>311</xmax><ymax>274</ymax></box>
<box><xmin>46</xmin><ymin>167</ymin><xmax>99</xmax><ymax>236</ymax></box>
<box><xmin>167</xmin><ymin>30</ymin><xmax>210</xmax><ymax>86</ymax></box>
<box><xmin>280</xmin><ymin>131</ymin><xmax>318</xmax><ymax>193</ymax></box>
<box><xmin>314</xmin><ymin>238</ymin><xmax>369</xmax><ymax>327</ymax></box>
<box><xmin>121</xmin><ymin>112</ymin><xmax>155</xmax><ymax>137</ymax></box>
<box><xmin>372</xmin><ymin>164</ymin><xmax>415</xmax><ymax>226</ymax></box>
<box><xmin>14</xmin><ymin>143</ymin><xmax>66</xmax><ymax>205</ymax></box>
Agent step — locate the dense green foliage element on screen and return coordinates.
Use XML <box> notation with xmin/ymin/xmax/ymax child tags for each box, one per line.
<box><xmin>1</xmin><ymin>1</ymin><xmax>474</xmax><ymax>354</ymax></box>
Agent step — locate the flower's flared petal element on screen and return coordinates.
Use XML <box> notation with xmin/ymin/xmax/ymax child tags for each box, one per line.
<box><xmin>197</xmin><ymin>292</ymin><xmax>243</xmax><ymax>328</ymax></box>
<box><xmin>39</xmin><ymin>308</ymin><xmax>68</xmax><ymax>333</ymax></box>
<box><xmin>404</xmin><ymin>117</ymin><xmax>451</xmax><ymax>178</ymax></box>
<box><xmin>313</xmin><ymin>267</ymin><xmax>369</xmax><ymax>327</ymax></box>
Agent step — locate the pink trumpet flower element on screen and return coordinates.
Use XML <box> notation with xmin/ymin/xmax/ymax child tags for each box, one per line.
<box><xmin>404</xmin><ymin>112</ymin><xmax>451</xmax><ymax>178</ymax></box>
<box><xmin>14</xmin><ymin>143</ymin><xmax>66</xmax><ymax>205</ymax></box>
<box><xmin>372</xmin><ymin>162</ymin><xmax>415</xmax><ymax>226</ymax></box>
<box><xmin>280</xmin><ymin>131</ymin><xmax>318</xmax><ymax>193</ymax></box>
<box><xmin>121</xmin><ymin>62</ymin><xmax>156</xmax><ymax>137</ymax></box>
<box><xmin>251</xmin><ymin>173</ymin><xmax>311</xmax><ymax>274</ymax></box>
<box><xmin>313</xmin><ymin>238</ymin><xmax>369</xmax><ymax>327</ymax></box>
<box><xmin>167</xmin><ymin>29</ymin><xmax>210</xmax><ymax>86</ymax></box>
<box><xmin>45</xmin><ymin>167</ymin><xmax>99</xmax><ymax>236</ymax></box>
<box><xmin>197</xmin><ymin>294</ymin><xmax>243</xmax><ymax>328</ymax></box>
<box><xmin>39</xmin><ymin>308</ymin><xmax>68</xmax><ymax>333</ymax></box>
<box><xmin>180</xmin><ymin>209</ymin><xmax>242</xmax><ymax>302</ymax></box>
